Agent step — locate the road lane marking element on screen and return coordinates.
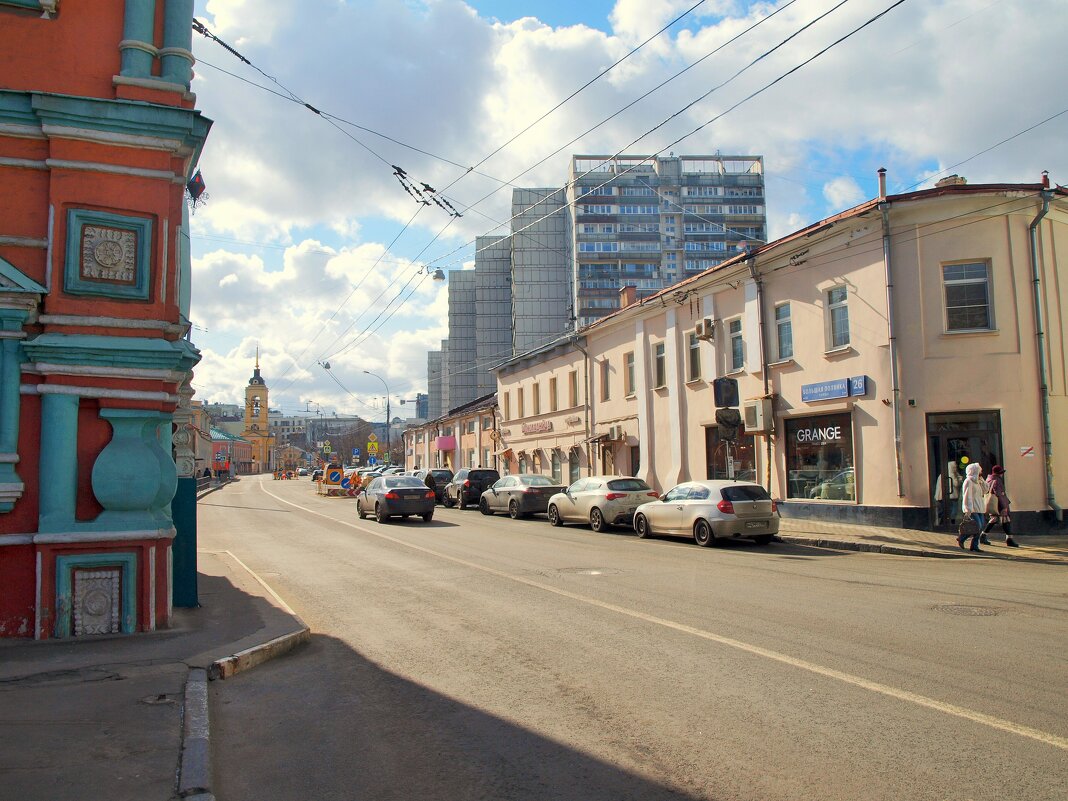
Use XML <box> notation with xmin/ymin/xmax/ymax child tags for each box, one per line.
<box><xmin>261</xmin><ymin>482</ymin><xmax>1068</xmax><ymax>753</ymax></box>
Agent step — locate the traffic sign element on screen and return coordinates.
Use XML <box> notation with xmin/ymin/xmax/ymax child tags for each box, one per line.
<box><xmin>352</xmin><ymin>447</ymin><xmax>359</xmax><ymax>456</ymax></box>
<box><xmin>326</xmin><ymin>468</ymin><xmax>343</xmax><ymax>484</ymax></box>
<box><xmin>368</xmin><ymin>456</ymin><xmax>377</xmax><ymax>466</ymax></box>
<box><xmin>368</xmin><ymin>433</ymin><xmax>377</xmax><ymax>442</ymax></box>
<box><xmin>367</xmin><ymin>442</ymin><xmax>379</xmax><ymax>454</ymax></box>
<box><xmin>323</xmin><ymin>445</ymin><xmax>332</xmax><ymax>453</ymax></box>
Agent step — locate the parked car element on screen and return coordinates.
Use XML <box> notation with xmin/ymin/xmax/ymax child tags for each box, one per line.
<box><xmin>297</xmin><ymin>467</ymin><xmax>308</xmax><ymax>476</ymax></box>
<box><xmin>382</xmin><ymin>466</ymin><xmax>405</xmax><ymax>475</ymax></box>
<box><xmin>546</xmin><ymin>476</ymin><xmax>658</xmax><ymax>532</ymax></box>
<box><xmin>633</xmin><ymin>480</ymin><xmax>779</xmax><ymax>547</ymax></box>
<box><xmin>479</xmin><ymin>474</ymin><xmax>566</xmax><ymax>519</ymax></box>
<box><xmin>412</xmin><ymin>468</ymin><xmax>454</xmax><ymax>504</ymax></box>
<box><xmin>442</xmin><ymin>468</ymin><xmax>501</xmax><ymax>509</ymax></box>
<box><xmin>356</xmin><ymin>475</ymin><xmax>436</xmax><ymax>523</ymax></box>
<box><xmin>808</xmin><ymin>468</ymin><xmax>856</xmax><ymax>500</ymax></box>
<box><xmin>311</xmin><ymin>469</ymin><xmax>323</xmax><ymax>481</ymax></box>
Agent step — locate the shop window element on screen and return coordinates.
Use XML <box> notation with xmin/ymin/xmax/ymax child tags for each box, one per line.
<box><xmin>467</xmin><ymin>449</ymin><xmax>475</xmax><ymax>467</ymax></box>
<box><xmin>652</xmin><ymin>343</ymin><xmax>666</xmax><ymax>388</ymax></box>
<box><xmin>729</xmin><ymin>318</ymin><xmax>743</xmax><ymax>371</ymax></box>
<box><xmin>705</xmin><ymin>426</ymin><xmax>756</xmax><ymax>481</ymax></box>
<box><xmin>630</xmin><ymin>445</ymin><xmax>641</xmax><ymax>478</ymax></box>
<box><xmin>568</xmin><ymin>451</ymin><xmax>581</xmax><ymax>483</ymax></box>
<box><xmin>519</xmin><ymin>456</ymin><xmax>527</xmax><ymax>473</ymax></box>
<box><xmin>943</xmin><ymin>261</ymin><xmax>993</xmax><ymax>331</ymax></box>
<box><xmin>624</xmin><ymin>352</ymin><xmax>635</xmax><ymax>395</ymax></box>
<box><xmin>775</xmin><ymin>303</ymin><xmax>793</xmax><ymax>359</ymax></box>
<box><xmin>827</xmin><ymin>286</ymin><xmax>850</xmax><ymax>349</ymax></box>
<box><xmin>784</xmin><ymin>412</ymin><xmax>855</xmax><ymax>500</ymax></box>
<box><xmin>551</xmin><ymin>451</ymin><xmax>562</xmax><ymax>483</ymax></box>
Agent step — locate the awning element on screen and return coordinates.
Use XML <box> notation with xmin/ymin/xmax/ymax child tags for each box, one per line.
<box><xmin>583</xmin><ymin>433</ymin><xmax>608</xmax><ymax>443</ymax></box>
<box><xmin>493</xmin><ymin>447</ymin><xmax>513</xmax><ymax>457</ymax></box>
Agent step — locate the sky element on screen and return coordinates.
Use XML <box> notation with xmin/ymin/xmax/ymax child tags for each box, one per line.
<box><xmin>186</xmin><ymin>0</ymin><xmax>1068</xmax><ymax>421</ymax></box>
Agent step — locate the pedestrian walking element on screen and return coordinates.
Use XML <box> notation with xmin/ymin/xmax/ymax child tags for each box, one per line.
<box><xmin>957</xmin><ymin>462</ymin><xmax>987</xmax><ymax>552</ymax></box>
<box><xmin>981</xmin><ymin>465</ymin><xmax>1019</xmax><ymax>547</ymax></box>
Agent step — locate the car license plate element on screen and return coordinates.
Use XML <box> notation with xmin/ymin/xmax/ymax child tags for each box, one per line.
<box><xmin>745</xmin><ymin>520</ymin><xmax>768</xmax><ymax>529</ymax></box>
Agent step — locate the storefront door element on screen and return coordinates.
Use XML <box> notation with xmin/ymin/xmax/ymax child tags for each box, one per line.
<box><xmin>927</xmin><ymin>411</ymin><xmax>1002</xmax><ymax>530</ymax></box>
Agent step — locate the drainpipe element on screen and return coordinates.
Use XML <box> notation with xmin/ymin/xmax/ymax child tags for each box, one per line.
<box><xmin>572</xmin><ymin>336</ymin><xmax>592</xmax><ymax>475</ymax></box>
<box><xmin>878</xmin><ymin>168</ymin><xmax>905</xmax><ymax>498</ymax></box>
<box><xmin>745</xmin><ymin>251</ymin><xmax>773</xmax><ymax>491</ymax></box>
<box><xmin>1028</xmin><ymin>184</ymin><xmax>1061</xmax><ymax>520</ymax></box>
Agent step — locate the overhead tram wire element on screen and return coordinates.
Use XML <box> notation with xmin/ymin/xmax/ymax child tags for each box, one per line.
<box><xmin>193</xmin><ymin>7</ymin><xmax>711</xmax><ymax>383</ymax></box>
<box><xmin>423</xmin><ymin>0</ymin><xmax>909</xmax><ymax>277</ymax></box>
<box><xmin>308</xmin><ymin>2</ymin><xmax>720</xmax><ymax>364</ymax></box>
<box><xmin>321</xmin><ymin>0</ymin><xmax>895</xmax><ymax>364</ymax></box>
<box><xmin>417</xmin><ymin>0</ymin><xmax>856</xmax><ymax>275</ymax></box>
<box><xmin>314</xmin><ymin>0</ymin><xmax>834</xmax><ymax>361</ymax></box>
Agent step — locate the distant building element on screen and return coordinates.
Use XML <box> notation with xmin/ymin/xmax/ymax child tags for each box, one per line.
<box><xmin>240</xmin><ymin>353</ymin><xmax>274</xmax><ymax>473</ymax></box>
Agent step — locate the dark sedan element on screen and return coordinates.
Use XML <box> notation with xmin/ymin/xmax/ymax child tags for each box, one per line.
<box><xmin>356</xmin><ymin>476</ymin><xmax>436</xmax><ymax>523</ymax></box>
<box><xmin>479</xmin><ymin>474</ymin><xmax>565</xmax><ymax>519</ymax></box>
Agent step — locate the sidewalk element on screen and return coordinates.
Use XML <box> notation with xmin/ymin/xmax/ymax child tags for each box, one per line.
<box><xmin>0</xmin><ymin>549</ymin><xmax>308</xmax><ymax>801</ymax></box>
<box><xmin>777</xmin><ymin>516</ymin><xmax>1068</xmax><ymax>564</ymax></box>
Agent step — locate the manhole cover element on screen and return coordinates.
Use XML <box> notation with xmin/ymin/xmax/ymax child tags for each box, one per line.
<box><xmin>555</xmin><ymin>567</ymin><xmax>622</xmax><ymax>576</ymax></box>
<box><xmin>934</xmin><ymin>604</ymin><xmax>999</xmax><ymax>617</ymax></box>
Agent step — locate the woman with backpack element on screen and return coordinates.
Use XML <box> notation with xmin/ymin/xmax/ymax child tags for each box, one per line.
<box><xmin>981</xmin><ymin>465</ymin><xmax>1019</xmax><ymax>547</ymax></box>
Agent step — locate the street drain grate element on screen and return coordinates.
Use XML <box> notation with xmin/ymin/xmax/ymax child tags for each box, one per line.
<box><xmin>934</xmin><ymin>604</ymin><xmax>1000</xmax><ymax>617</ymax></box>
<box><xmin>555</xmin><ymin>567</ymin><xmax>622</xmax><ymax>576</ymax></box>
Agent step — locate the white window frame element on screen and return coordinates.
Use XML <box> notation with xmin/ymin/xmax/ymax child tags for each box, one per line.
<box><xmin>687</xmin><ymin>332</ymin><xmax>701</xmax><ymax>381</ymax></box>
<box><xmin>826</xmin><ymin>285</ymin><xmax>850</xmax><ymax>350</ymax></box>
<box><xmin>624</xmin><ymin>351</ymin><xmax>635</xmax><ymax>396</ymax></box>
<box><xmin>775</xmin><ymin>303</ymin><xmax>793</xmax><ymax>360</ymax></box>
<box><xmin>942</xmin><ymin>260</ymin><xmax>994</xmax><ymax>332</ymax></box>
<box><xmin>728</xmin><ymin>318</ymin><xmax>744</xmax><ymax>372</ymax></box>
<box><xmin>653</xmin><ymin>342</ymin><xmax>666</xmax><ymax>388</ymax></box>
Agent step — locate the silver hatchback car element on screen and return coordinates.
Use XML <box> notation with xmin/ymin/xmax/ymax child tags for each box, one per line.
<box><xmin>546</xmin><ymin>476</ymin><xmax>659</xmax><ymax>532</ymax></box>
<box><xmin>633</xmin><ymin>480</ymin><xmax>779</xmax><ymax>547</ymax></box>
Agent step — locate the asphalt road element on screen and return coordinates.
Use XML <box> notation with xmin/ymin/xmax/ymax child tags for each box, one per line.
<box><xmin>201</xmin><ymin>475</ymin><xmax>1068</xmax><ymax>801</ymax></box>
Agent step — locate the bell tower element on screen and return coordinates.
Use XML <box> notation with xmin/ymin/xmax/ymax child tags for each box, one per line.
<box><xmin>242</xmin><ymin>348</ymin><xmax>273</xmax><ymax>471</ymax></box>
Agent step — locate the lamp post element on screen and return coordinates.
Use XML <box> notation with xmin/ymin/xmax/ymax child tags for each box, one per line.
<box><xmin>363</xmin><ymin>370</ymin><xmax>390</xmax><ymax>464</ymax></box>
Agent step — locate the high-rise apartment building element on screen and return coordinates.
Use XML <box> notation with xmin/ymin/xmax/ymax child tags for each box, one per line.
<box><xmin>567</xmin><ymin>154</ymin><xmax>765</xmax><ymax>326</ymax></box>
<box><xmin>509</xmin><ymin>188</ymin><xmax>573</xmax><ymax>352</ymax></box>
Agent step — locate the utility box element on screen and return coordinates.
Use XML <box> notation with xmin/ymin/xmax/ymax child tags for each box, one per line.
<box><xmin>743</xmin><ymin>397</ymin><xmax>774</xmax><ymax>433</ymax></box>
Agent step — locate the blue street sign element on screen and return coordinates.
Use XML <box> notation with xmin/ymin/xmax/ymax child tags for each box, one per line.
<box><xmin>367</xmin><ymin>456</ymin><xmax>377</xmax><ymax>466</ymax></box>
<box><xmin>353</xmin><ymin>448</ymin><xmax>361</xmax><ymax>457</ymax></box>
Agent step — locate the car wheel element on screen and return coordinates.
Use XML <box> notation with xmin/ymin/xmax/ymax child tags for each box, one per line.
<box><xmin>634</xmin><ymin>513</ymin><xmax>650</xmax><ymax>539</ymax></box>
<box><xmin>694</xmin><ymin>519</ymin><xmax>714</xmax><ymax>547</ymax></box>
<box><xmin>357</xmin><ymin>499</ymin><xmax>365</xmax><ymax>519</ymax></box>
<box><xmin>479</xmin><ymin>498</ymin><xmax>493</xmax><ymax>515</ymax></box>
<box><xmin>422</xmin><ymin>511</ymin><xmax>434</xmax><ymax>523</ymax></box>
<box><xmin>458</xmin><ymin>494</ymin><xmax>467</xmax><ymax>511</ymax></box>
<box><xmin>443</xmin><ymin>493</ymin><xmax>455</xmax><ymax>509</ymax></box>
<box><xmin>547</xmin><ymin>504</ymin><xmax>563</xmax><ymax>527</ymax></box>
<box><xmin>590</xmin><ymin>507</ymin><xmax>608</xmax><ymax>532</ymax></box>
<box><xmin>508</xmin><ymin>500</ymin><xmax>522</xmax><ymax>520</ymax></box>
<box><xmin>375</xmin><ymin>503</ymin><xmax>389</xmax><ymax>523</ymax></box>
<box><xmin>754</xmin><ymin>534</ymin><xmax>773</xmax><ymax>546</ymax></box>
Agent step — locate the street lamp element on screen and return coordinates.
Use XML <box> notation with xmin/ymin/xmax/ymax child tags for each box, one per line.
<box><xmin>363</xmin><ymin>370</ymin><xmax>391</xmax><ymax>464</ymax></box>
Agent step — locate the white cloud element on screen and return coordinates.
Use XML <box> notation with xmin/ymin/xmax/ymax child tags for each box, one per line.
<box><xmin>187</xmin><ymin>0</ymin><xmax>1068</xmax><ymax>406</ymax></box>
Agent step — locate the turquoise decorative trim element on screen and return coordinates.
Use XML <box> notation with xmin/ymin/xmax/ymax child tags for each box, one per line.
<box><xmin>22</xmin><ymin>333</ymin><xmax>201</xmax><ymax>372</ymax></box>
<box><xmin>64</xmin><ymin>209</ymin><xmax>152</xmax><ymax>300</ymax></box>
<box><xmin>54</xmin><ymin>552</ymin><xmax>138</xmax><ymax>638</ymax></box>
<box><xmin>38</xmin><ymin>393</ymin><xmax>79</xmax><ymax>533</ymax></box>
<box><xmin>120</xmin><ymin>0</ymin><xmax>157</xmax><ymax>79</ymax></box>
<box><xmin>0</xmin><ymin>256</ymin><xmax>47</xmax><ymax>293</ymax></box>
<box><xmin>0</xmin><ymin>92</ymin><xmax>39</xmax><ymax>129</ymax></box>
<box><xmin>161</xmin><ymin>0</ymin><xmax>194</xmax><ymax>87</ymax></box>
<box><xmin>0</xmin><ymin>1</ymin><xmax>56</xmax><ymax>13</ymax></box>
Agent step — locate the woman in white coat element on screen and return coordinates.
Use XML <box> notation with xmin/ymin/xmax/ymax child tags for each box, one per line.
<box><xmin>957</xmin><ymin>462</ymin><xmax>988</xmax><ymax>552</ymax></box>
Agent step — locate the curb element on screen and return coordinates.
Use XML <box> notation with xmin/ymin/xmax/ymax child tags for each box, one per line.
<box><xmin>177</xmin><ymin>668</ymin><xmax>215</xmax><ymax>800</ymax></box>
<box><xmin>208</xmin><ymin>626</ymin><xmax>311</xmax><ymax>681</ymax></box>
<box><xmin>776</xmin><ymin>534</ymin><xmax>966</xmax><ymax>559</ymax></box>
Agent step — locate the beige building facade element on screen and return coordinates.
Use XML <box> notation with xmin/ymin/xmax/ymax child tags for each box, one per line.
<box><xmin>487</xmin><ymin>179</ymin><xmax>1067</xmax><ymax>532</ymax></box>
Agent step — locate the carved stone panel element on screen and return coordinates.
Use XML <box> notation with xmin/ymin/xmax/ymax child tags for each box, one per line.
<box><xmin>72</xmin><ymin>568</ymin><xmax>121</xmax><ymax>636</ymax></box>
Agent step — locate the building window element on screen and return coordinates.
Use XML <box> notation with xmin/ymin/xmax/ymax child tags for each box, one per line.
<box><xmin>569</xmin><ymin>450</ymin><xmax>581</xmax><ymax>482</ymax></box>
<box><xmin>482</xmin><ymin>448</ymin><xmax>490</xmax><ymax>467</ymax></box>
<box><xmin>624</xmin><ymin>351</ymin><xmax>635</xmax><ymax>395</ymax></box>
<box><xmin>775</xmin><ymin>303</ymin><xmax>793</xmax><ymax>359</ymax></box>
<box><xmin>827</xmin><ymin>286</ymin><xmax>850</xmax><ymax>348</ymax></box>
<box><xmin>943</xmin><ymin>261</ymin><xmax>993</xmax><ymax>331</ymax></box>
<box><xmin>729</xmin><ymin>319</ymin><xmax>743</xmax><ymax>371</ymax></box>
<box><xmin>482</xmin><ymin>416</ymin><xmax>493</xmax><ymax>430</ymax></box>
<box><xmin>467</xmin><ymin>420</ymin><xmax>476</xmax><ymax>434</ymax></box>
<box><xmin>519</xmin><ymin>456</ymin><xmax>527</xmax><ymax>473</ymax></box>
<box><xmin>517</xmin><ymin>387</ymin><xmax>525</xmax><ymax>418</ymax></box>
<box><xmin>705</xmin><ymin>425</ymin><xmax>756</xmax><ymax>481</ymax></box>
<box><xmin>503</xmin><ymin>392</ymin><xmax>510</xmax><ymax>421</ymax></box>
<box><xmin>687</xmin><ymin>332</ymin><xmax>701</xmax><ymax>381</ymax></box>
<box><xmin>467</xmin><ymin>449</ymin><xmax>475</xmax><ymax>467</ymax></box>
<box><xmin>600</xmin><ymin>359</ymin><xmax>611</xmax><ymax>401</ymax></box>
<box><xmin>532</xmin><ymin>383</ymin><xmax>541</xmax><ymax>415</ymax></box>
<box><xmin>652</xmin><ymin>342</ymin><xmax>666</xmax><ymax>388</ymax></box>
<box><xmin>784</xmin><ymin>412</ymin><xmax>855</xmax><ymax>501</ymax></box>
<box><xmin>549</xmin><ymin>377</ymin><xmax>558</xmax><ymax>411</ymax></box>
<box><xmin>568</xmin><ymin>371</ymin><xmax>578</xmax><ymax>407</ymax></box>
<box><xmin>551</xmin><ymin>451</ymin><xmax>562</xmax><ymax>483</ymax></box>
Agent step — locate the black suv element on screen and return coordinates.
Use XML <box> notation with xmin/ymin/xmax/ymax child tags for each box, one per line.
<box><xmin>442</xmin><ymin>468</ymin><xmax>500</xmax><ymax>510</ymax></box>
<box><xmin>412</xmin><ymin>468</ymin><xmax>454</xmax><ymax>504</ymax></box>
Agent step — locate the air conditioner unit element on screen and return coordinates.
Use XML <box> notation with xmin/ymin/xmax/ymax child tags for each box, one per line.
<box><xmin>694</xmin><ymin>318</ymin><xmax>715</xmax><ymax>341</ymax></box>
<box><xmin>742</xmin><ymin>397</ymin><xmax>774</xmax><ymax>433</ymax></box>
<box><xmin>608</xmin><ymin>425</ymin><xmax>624</xmax><ymax>441</ymax></box>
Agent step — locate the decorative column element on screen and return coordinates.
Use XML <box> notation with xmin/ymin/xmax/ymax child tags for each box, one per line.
<box><xmin>170</xmin><ymin>373</ymin><xmax>198</xmax><ymax>607</ymax></box>
<box><xmin>160</xmin><ymin>0</ymin><xmax>194</xmax><ymax>87</ymax></box>
<box><xmin>91</xmin><ymin>409</ymin><xmax>170</xmax><ymax>532</ymax></box>
<box><xmin>119</xmin><ymin>0</ymin><xmax>158</xmax><ymax>79</ymax></box>
<box><xmin>37</xmin><ymin>392</ymin><xmax>79</xmax><ymax>533</ymax></box>
<box><xmin>0</xmin><ymin>314</ymin><xmax>27</xmax><ymax>512</ymax></box>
